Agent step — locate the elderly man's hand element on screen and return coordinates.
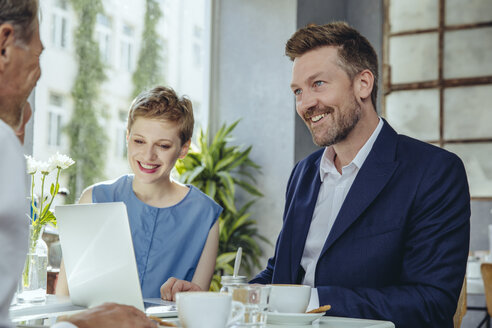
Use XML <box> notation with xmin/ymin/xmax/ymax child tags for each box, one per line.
<box><xmin>58</xmin><ymin>302</ymin><xmax>156</xmax><ymax>328</ymax></box>
<box><xmin>160</xmin><ymin>277</ymin><xmax>202</xmax><ymax>301</ymax></box>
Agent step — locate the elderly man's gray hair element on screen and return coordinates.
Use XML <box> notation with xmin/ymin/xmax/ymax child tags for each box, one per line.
<box><xmin>0</xmin><ymin>0</ymin><xmax>38</xmax><ymax>46</ymax></box>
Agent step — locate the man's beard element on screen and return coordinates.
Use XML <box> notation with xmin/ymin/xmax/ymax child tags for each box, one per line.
<box><xmin>309</xmin><ymin>97</ymin><xmax>362</xmax><ymax>147</ymax></box>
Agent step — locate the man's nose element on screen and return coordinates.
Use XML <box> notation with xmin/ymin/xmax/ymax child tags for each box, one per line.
<box><xmin>297</xmin><ymin>90</ymin><xmax>318</xmax><ymax>116</ymax></box>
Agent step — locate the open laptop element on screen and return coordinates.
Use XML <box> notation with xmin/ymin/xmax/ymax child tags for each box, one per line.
<box><xmin>55</xmin><ymin>202</ymin><xmax>177</xmax><ymax>317</ymax></box>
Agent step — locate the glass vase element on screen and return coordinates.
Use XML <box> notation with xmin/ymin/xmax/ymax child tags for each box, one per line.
<box><xmin>17</xmin><ymin>225</ymin><xmax>48</xmax><ymax>303</ymax></box>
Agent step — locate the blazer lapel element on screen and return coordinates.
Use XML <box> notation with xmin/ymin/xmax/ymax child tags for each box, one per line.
<box><xmin>289</xmin><ymin>154</ymin><xmax>322</xmax><ymax>282</ymax></box>
<box><xmin>320</xmin><ymin>121</ymin><xmax>400</xmax><ymax>255</ymax></box>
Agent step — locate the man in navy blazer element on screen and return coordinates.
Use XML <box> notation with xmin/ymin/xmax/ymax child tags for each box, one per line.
<box><xmin>251</xmin><ymin>22</ymin><xmax>470</xmax><ymax>328</ymax></box>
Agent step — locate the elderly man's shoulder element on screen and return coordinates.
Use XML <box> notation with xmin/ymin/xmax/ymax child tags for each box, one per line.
<box><xmin>0</xmin><ymin>119</ymin><xmax>23</xmax><ymax>153</ymax></box>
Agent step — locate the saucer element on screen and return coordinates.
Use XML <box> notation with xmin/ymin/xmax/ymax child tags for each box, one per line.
<box><xmin>267</xmin><ymin>311</ymin><xmax>325</xmax><ymax>325</ymax></box>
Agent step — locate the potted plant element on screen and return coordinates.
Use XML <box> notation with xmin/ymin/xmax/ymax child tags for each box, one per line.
<box><xmin>175</xmin><ymin>121</ymin><xmax>268</xmax><ymax>290</ymax></box>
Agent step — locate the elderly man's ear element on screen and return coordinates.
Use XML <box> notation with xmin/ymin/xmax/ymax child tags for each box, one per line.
<box><xmin>0</xmin><ymin>23</ymin><xmax>15</xmax><ymax>72</ymax></box>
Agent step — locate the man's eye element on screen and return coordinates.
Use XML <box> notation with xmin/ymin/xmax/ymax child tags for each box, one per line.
<box><xmin>134</xmin><ymin>139</ymin><xmax>144</xmax><ymax>144</ymax></box>
<box><xmin>159</xmin><ymin>145</ymin><xmax>170</xmax><ymax>149</ymax></box>
<box><xmin>314</xmin><ymin>81</ymin><xmax>324</xmax><ymax>87</ymax></box>
<box><xmin>294</xmin><ymin>89</ymin><xmax>302</xmax><ymax>96</ymax></box>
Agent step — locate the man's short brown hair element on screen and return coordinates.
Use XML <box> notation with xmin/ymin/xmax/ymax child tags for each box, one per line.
<box><xmin>127</xmin><ymin>86</ymin><xmax>194</xmax><ymax>145</ymax></box>
<box><xmin>286</xmin><ymin>22</ymin><xmax>379</xmax><ymax>108</ymax></box>
<box><xmin>0</xmin><ymin>0</ymin><xmax>38</xmax><ymax>45</ymax></box>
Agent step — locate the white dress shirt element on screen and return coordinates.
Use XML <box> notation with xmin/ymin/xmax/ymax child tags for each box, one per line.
<box><xmin>301</xmin><ymin>118</ymin><xmax>383</xmax><ymax>310</ymax></box>
<box><xmin>0</xmin><ymin>121</ymin><xmax>78</xmax><ymax>328</ymax></box>
<box><xmin>0</xmin><ymin>120</ymin><xmax>29</xmax><ymax>328</ymax></box>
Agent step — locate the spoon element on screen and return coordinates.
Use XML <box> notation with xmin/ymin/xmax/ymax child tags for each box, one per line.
<box><xmin>233</xmin><ymin>247</ymin><xmax>242</xmax><ymax>277</ymax></box>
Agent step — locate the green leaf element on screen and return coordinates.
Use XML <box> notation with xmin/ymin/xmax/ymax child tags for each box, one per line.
<box><xmin>204</xmin><ymin>153</ymin><xmax>214</xmax><ymax>172</ymax></box>
<box><xmin>205</xmin><ymin>180</ymin><xmax>217</xmax><ymax>199</ymax></box>
<box><xmin>217</xmin><ymin>189</ymin><xmax>236</xmax><ymax>213</ymax></box>
<box><xmin>234</xmin><ymin>179</ymin><xmax>263</xmax><ymax>197</ymax></box>
<box><xmin>226</xmin><ymin>146</ymin><xmax>252</xmax><ymax>170</ymax></box>
<box><xmin>40</xmin><ymin>203</ymin><xmax>51</xmax><ymax>219</ymax></box>
<box><xmin>185</xmin><ymin>165</ymin><xmax>205</xmax><ymax>184</ymax></box>
<box><xmin>214</xmin><ymin>153</ymin><xmax>238</xmax><ymax>172</ymax></box>
<box><xmin>231</xmin><ymin>213</ymin><xmax>252</xmax><ymax>232</ymax></box>
<box><xmin>39</xmin><ymin>210</ymin><xmax>56</xmax><ymax>226</ymax></box>
<box><xmin>216</xmin><ymin>252</ymin><xmax>237</xmax><ymax>265</ymax></box>
<box><xmin>217</xmin><ymin>171</ymin><xmax>235</xmax><ymax>195</ymax></box>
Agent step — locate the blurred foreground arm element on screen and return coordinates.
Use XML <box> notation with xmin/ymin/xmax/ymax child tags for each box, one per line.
<box><xmin>57</xmin><ymin>303</ymin><xmax>155</xmax><ymax>328</ymax></box>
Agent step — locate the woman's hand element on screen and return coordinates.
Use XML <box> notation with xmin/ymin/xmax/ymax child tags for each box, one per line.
<box><xmin>160</xmin><ymin>277</ymin><xmax>202</xmax><ymax>301</ymax></box>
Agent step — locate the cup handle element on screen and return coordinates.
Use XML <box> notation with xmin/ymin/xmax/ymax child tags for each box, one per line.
<box><xmin>227</xmin><ymin>300</ymin><xmax>245</xmax><ymax>326</ymax></box>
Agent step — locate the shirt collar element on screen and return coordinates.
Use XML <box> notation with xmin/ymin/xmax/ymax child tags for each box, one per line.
<box><xmin>319</xmin><ymin>117</ymin><xmax>384</xmax><ymax>181</ymax></box>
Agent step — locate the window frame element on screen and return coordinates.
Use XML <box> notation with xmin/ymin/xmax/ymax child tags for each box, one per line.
<box><xmin>382</xmin><ymin>0</ymin><xmax>492</xmax><ymax>200</ymax></box>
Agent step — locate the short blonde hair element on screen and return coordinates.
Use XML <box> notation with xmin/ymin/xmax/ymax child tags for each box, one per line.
<box><xmin>127</xmin><ymin>86</ymin><xmax>194</xmax><ymax>145</ymax></box>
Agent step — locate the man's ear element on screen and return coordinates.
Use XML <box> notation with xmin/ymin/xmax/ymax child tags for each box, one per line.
<box><xmin>179</xmin><ymin>140</ymin><xmax>191</xmax><ymax>159</ymax></box>
<box><xmin>354</xmin><ymin>69</ymin><xmax>374</xmax><ymax>102</ymax></box>
<box><xmin>0</xmin><ymin>23</ymin><xmax>15</xmax><ymax>72</ymax></box>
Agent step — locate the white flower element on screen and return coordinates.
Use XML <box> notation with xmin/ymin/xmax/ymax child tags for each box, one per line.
<box><xmin>37</xmin><ymin>161</ymin><xmax>52</xmax><ymax>175</ymax></box>
<box><xmin>25</xmin><ymin>155</ymin><xmax>39</xmax><ymax>174</ymax></box>
<box><xmin>48</xmin><ymin>152</ymin><xmax>75</xmax><ymax>170</ymax></box>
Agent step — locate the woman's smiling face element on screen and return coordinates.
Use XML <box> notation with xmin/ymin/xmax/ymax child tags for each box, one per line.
<box><xmin>127</xmin><ymin>117</ymin><xmax>189</xmax><ymax>184</ymax></box>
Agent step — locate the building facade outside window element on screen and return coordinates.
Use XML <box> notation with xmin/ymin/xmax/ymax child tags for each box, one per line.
<box><xmin>47</xmin><ymin>93</ymin><xmax>65</xmax><ymax>148</ymax></box>
<box><xmin>51</xmin><ymin>0</ymin><xmax>69</xmax><ymax>49</ymax></box>
<box><xmin>96</xmin><ymin>13</ymin><xmax>113</xmax><ymax>65</ymax></box>
<box><xmin>120</xmin><ymin>23</ymin><xmax>135</xmax><ymax>72</ymax></box>
<box><xmin>193</xmin><ymin>25</ymin><xmax>202</xmax><ymax>67</ymax></box>
<box><xmin>34</xmin><ymin>0</ymin><xmax>211</xmax><ymax>183</ymax></box>
<box><xmin>115</xmin><ymin>110</ymin><xmax>128</xmax><ymax>159</ymax></box>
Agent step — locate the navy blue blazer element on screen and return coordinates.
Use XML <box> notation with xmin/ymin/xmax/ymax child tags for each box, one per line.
<box><xmin>252</xmin><ymin>121</ymin><xmax>470</xmax><ymax>328</ymax></box>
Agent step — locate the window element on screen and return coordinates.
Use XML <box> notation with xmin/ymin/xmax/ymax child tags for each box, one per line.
<box><xmin>35</xmin><ymin>0</ymin><xmax>211</xmax><ymax>182</ymax></box>
<box><xmin>159</xmin><ymin>37</ymin><xmax>169</xmax><ymax>80</ymax></box>
<box><xmin>192</xmin><ymin>25</ymin><xmax>202</xmax><ymax>67</ymax></box>
<box><xmin>96</xmin><ymin>13</ymin><xmax>113</xmax><ymax>64</ymax></box>
<box><xmin>51</xmin><ymin>0</ymin><xmax>69</xmax><ymax>49</ymax></box>
<box><xmin>383</xmin><ymin>0</ymin><xmax>492</xmax><ymax>198</ymax></box>
<box><xmin>120</xmin><ymin>23</ymin><xmax>135</xmax><ymax>72</ymax></box>
<box><xmin>47</xmin><ymin>93</ymin><xmax>64</xmax><ymax>147</ymax></box>
<box><xmin>115</xmin><ymin>110</ymin><xmax>127</xmax><ymax>159</ymax></box>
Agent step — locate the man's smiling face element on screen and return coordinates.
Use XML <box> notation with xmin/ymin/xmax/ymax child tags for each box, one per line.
<box><xmin>290</xmin><ymin>46</ymin><xmax>362</xmax><ymax>147</ymax></box>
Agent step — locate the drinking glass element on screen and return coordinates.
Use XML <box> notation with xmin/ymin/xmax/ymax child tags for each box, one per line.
<box><xmin>228</xmin><ymin>284</ymin><xmax>271</xmax><ymax>327</ymax></box>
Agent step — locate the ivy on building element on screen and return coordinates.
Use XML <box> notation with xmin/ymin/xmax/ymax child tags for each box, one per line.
<box><xmin>132</xmin><ymin>0</ymin><xmax>164</xmax><ymax>98</ymax></box>
<box><xmin>65</xmin><ymin>0</ymin><xmax>107</xmax><ymax>203</ymax></box>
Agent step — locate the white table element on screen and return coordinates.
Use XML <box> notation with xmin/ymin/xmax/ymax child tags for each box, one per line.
<box><xmin>162</xmin><ymin>316</ymin><xmax>394</xmax><ymax>327</ymax></box>
<box><xmin>10</xmin><ymin>295</ymin><xmax>84</xmax><ymax>325</ymax></box>
<box><xmin>10</xmin><ymin>296</ymin><xmax>394</xmax><ymax>328</ymax></box>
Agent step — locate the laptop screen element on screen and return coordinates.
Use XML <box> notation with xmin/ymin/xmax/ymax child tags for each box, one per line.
<box><xmin>56</xmin><ymin>202</ymin><xmax>145</xmax><ymax>311</ymax></box>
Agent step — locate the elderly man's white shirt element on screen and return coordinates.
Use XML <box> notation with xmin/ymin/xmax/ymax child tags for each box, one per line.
<box><xmin>0</xmin><ymin>119</ymin><xmax>29</xmax><ymax>328</ymax></box>
<box><xmin>0</xmin><ymin>121</ymin><xmax>78</xmax><ymax>328</ymax></box>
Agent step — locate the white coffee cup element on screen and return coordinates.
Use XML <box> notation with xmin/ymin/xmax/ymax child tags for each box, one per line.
<box><xmin>177</xmin><ymin>291</ymin><xmax>244</xmax><ymax>328</ymax></box>
<box><xmin>268</xmin><ymin>284</ymin><xmax>311</xmax><ymax>313</ymax></box>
